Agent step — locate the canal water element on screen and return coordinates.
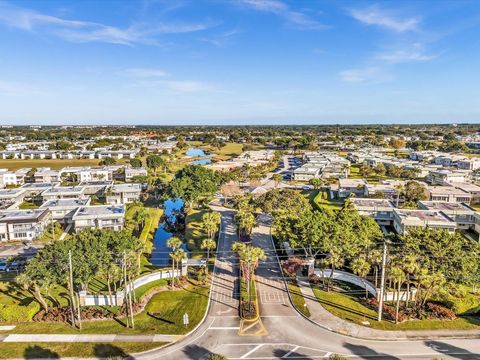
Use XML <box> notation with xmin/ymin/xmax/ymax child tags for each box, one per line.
<box><xmin>186</xmin><ymin>148</ymin><xmax>213</xmax><ymax>165</ymax></box>
<box><xmin>150</xmin><ymin>198</ymin><xmax>188</xmax><ymax>266</ymax></box>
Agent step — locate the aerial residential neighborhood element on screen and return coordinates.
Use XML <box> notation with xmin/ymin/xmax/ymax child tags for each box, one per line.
<box><xmin>1</xmin><ymin>0</ymin><xmax>480</xmax><ymax>359</ymax></box>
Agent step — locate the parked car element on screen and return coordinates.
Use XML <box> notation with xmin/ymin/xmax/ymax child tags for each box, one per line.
<box><xmin>0</xmin><ymin>259</ymin><xmax>7</xmax><ymax>272</ymax></box>
<box><xmin>7</xmin><ymin>258</ymin><xmax>26</xmax><ymax>272</ymax></box>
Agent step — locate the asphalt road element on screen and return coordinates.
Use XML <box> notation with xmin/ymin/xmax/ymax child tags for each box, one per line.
<box><xmin>134</xmin><ymin>209</ymin><xmax>480</xmax><ymax>360</ymax></box>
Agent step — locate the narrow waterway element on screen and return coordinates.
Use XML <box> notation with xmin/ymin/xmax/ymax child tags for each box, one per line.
<box><xmin>150</xmin><ymin>198</ymin><xmax>188</xmax><ymax>266</ymax></box>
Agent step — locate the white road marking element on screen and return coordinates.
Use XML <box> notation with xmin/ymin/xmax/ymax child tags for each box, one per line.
<box><xmin>240</xmin><ymin>344</ymin><xmax>264</xmax><ymax>359</ymax></box>
<box><xmin>281</xmin><ymin>345</ymin><xmax>299</xmax><ymax>358</ymax></box>
<box><xmin>209</xmin><ymin>327</ymin><xmax>240</xmax><ymax>330</ymax></box>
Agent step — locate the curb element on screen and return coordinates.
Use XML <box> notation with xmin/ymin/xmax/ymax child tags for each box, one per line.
<box><xmin>268</xmin><ymin>223</ymin><xmax>480</xmax><ymax>342</ymax></box>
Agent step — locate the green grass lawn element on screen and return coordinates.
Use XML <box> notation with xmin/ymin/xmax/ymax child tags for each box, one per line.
<box><xmin>185</xmin><ymin>208</ymin><xmax>210</xmax><ymax>255</ymax></box>
<box><xmin>312</xmin><ymin>190</ymin><xmax>344</xmax><ymax>211</ymax></box>
<box><xmin>186</xmin><ymin>141</ymin><xmax>264</xmax><ymax>161</ymax></box>
<box><xmin>312</xmin><ymin>286</ymin><xmax>480</xmax><ymax>331</ymax></box>
<box><xmin>287</xmin><ymin>279</ymin><xmax>310</xmax><ymax>317</ymax></box>
<box><xmin>6</xmin><ymin>280</ymin><xmax>210</xmax><ymax>334</ymax></box>
<box><xmin>0</xmin><ymin>158</ymin><xmax>128</xmax><ymax>170</ymax></box>
<box><xmin>0</xmin><ymin>342</ymin><xmax>166</xmax><ymax>359</ymax></box>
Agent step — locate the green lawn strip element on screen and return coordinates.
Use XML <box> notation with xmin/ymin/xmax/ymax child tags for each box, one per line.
<box><xmin>311</xmin><ymin>287</ymin><xmax>480</xmax><ymax>331</ymax></box>
<box><xmin>19</xmin><ymin>201</ymin><xmax>39</xmax><ymax>209</ymax></box>
<box><xmin>7</xmin><ymin>281</ymin><xmax>209</xmax><ymax>334</ymax></box>
<box><xmin>312</xmin><ymin>190</ymin><xmax>344</xmax><ymax>211</ymax></box>
<box><xmin>0</xmin><ymin>342</ymin><xmax>166</xmax><ymax>359</ymax></box>
<box><xmin>288</xmin><ymin>280</ymin><xmax>310</xmax><ymax>317</ymax></box>
<box><xmin>185</xmin><ymin>208</ymin><xmax>210</xmax><ymax>256</ymax></box>
<box><xmin>287</xmin><ymin>279</ymin><xmax>310</xmax><ymax>317</ymax></box>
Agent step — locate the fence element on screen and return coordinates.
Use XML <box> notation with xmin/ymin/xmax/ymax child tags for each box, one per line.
<box><xmin>315</xmin><ymin>268</ymin><xmax>416</xmax><ymax>301</ymax></box>
<box><xmin>79</xmin><ymin>268</ymin><xmax>181</xmax><ymax>306</ymax></box>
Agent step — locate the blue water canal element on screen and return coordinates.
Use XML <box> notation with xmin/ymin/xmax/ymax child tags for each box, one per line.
<box><xmin>150</xmin><ymin>198</ymin><xmax>188</xmax><ymax>266</ymax></box>
<box><xmin>186</xmin><ymin>148</ymin><xmax>212</xmax><ymax>165</ymax></box>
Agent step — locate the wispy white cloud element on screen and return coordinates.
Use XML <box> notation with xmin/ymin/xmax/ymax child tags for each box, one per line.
<box><xmin>240</xmin><ymin>0</ymin><xmax>327</xmax><ymax>30</ymax></box>
<box><xmin>0</xmin><ymin>81</ymin><xmax>48</xmax><ymax>96</ymax></box>
<box><xmin>121</xmin><ymin>68</ymin><xmax>168</xmax><ymax>77</ymax></box>
<box><xmin>348</xmin><ymin>5</ymin><xmax>420</xmax><ymax>32</ymax></box>
<box><xmin>201</xmin><ymin>29</ymin><xmax>240</xmax><ymax>47</ymax></box>
<box><xmin>164</xmin><ymin>80</ymin><xmax>213</xmax><ymax>93</ymax></box>
<box><xmin>376</xmin><ymin>48</ymin><xmax>435</xmax><ymax>63</ymax></box>
<box><xmin>339</xmin><ymin>66</ymin><xmax>392</xmax><ymax>83</ymax></box>
<box><xmin>0</xmin><ymin>2</ymin><xmax>217</xmax><ymax>45</ymax></box>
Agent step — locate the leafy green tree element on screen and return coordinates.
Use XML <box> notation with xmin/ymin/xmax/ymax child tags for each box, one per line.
<box><xmin>309</xmin><ymin>178</ymin><xmax>323</xmax><ymax>190</ymax></box>
<box><xmin>146</xmin><ymin>155</ymin><xmax>164</xmax><ymax>176</ymax></box>
<box><xmin>169</xmin><ymin>165</ymin><xmax>220</xmax><ymax>207</ymax></box>
<box><xmin>255</xmin><ymin>188</ymin><xmax>311</xmax><ymax>216</ymax></box>
<box><xmin>130</xmin><ymin>158</ymin><xmax>143</xmax><ymax>168</ymax></box>
<box><xmin>99</xmin><ymin>156</ymin><xmax>116</xmax><ymax>166</ymax></box>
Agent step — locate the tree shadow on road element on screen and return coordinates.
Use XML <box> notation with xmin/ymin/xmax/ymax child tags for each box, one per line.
<box><xmin>343</xmin><ymin>343</ymin><xmax>400</xmax><ymax>359</ymax></box>
<box><xmin>182</xmin><ymin>344</ymin><xmax>211</xmax><ymax>359</ymax></box>
<box><xmin>93</xmin><ymin>343</ymin><xmax>128</xmax><ymax>358</ymax></box>
<box><xmin>23</xmin><ymin>345</ymin><xmax>60</xmax><ymax>359</ymax></box>
<box><xmin>273</xmin><ymin>348</ymin><xmax>313</xmax><ymax>359</ymax></box>
<box><xmin>425</xmin><ymin>341</ymin><xmax>480</xmax><ymax>360</ymax></box>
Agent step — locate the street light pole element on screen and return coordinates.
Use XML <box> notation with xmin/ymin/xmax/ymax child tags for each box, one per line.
<box><xmin>377</xmin><ymin>241</ymin><xmax>387</xmax><ymax>322</ymax></box>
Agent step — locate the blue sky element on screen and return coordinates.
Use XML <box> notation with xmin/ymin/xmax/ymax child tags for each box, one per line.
<box><xmin>0</xmin><ymin>0</ymin><xmax>479</xmax><ymax>125</ymax></box>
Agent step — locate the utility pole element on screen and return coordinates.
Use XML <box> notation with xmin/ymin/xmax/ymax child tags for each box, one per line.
<box><xmin>68</xmin><ymin>250</ymin><xmax>76</xmax><ymax>327</ymax></box>
<box><xmin>377</xmin><ymin>241</ymin><xmax>388</xmax><ymax>322</ymax></box>
<box><xmin>76</xmin><ymin>292</ymin><xmax>82</xmax><ymax>330</ymax></box>
<box><xmin>123</xmin><ymin>252</ymin><xmax>130</xmax><ymax>328</ymax></box>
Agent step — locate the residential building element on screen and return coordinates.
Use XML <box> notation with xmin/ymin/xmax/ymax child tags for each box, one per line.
<box><xmin>0</xmin><ymin>169</ymin><xmax>17</xmax><ymax>188</ymax></box>
<box><xmin>427</xmin><ymin>170</ymin><xmax>468</xmax><ymax>185</ymax></box>
<box><xmin>418</xmin><ymin>201</ymin><xmax>476</xmax><ymax>230</ymax></box>
<box><xmin>40</xmin><ymin>198</ymin><xmax>91</xmax><ymax>224</ymax></box>
<box><xmin>124</xmin><ymin>166</ymin><xmax>148</xmax><ymax>181</ymax></box>
<box><xmin>20</xmin><ymin>183</ymin><xmax>56</xmax><ymax>198</ymax></box>
<box><xmin>392</xmin><ymin>209</ymin><xmax>456</xmax><ymax>234</ymax></box>
<box><xmin>105</xmin><ymin>183</ymin><xmax>141</xmax><ymax>205</ymax></box>
<box><xmin>338</xmin><ymin>179</ymin><xmax>367</xmax><ymax>198</ymax></box>
<box><xmin>0</xmin><ymin>208</ymin><xmax>50</xmax><ymax>242</ymax></box>
<box><xmin>80</xmin><ymin>181</ymin><xmax>112</xmax><ymax>196</ymax></box>
<box><xmin>0</xmin><ymin>188</ymin><xmax>27</xmax><ymax>209</ymax></box>
<box><xmin>72</xmin><ymin>205</ymin><xmax>125</xmax><ymax>232</ymax></box>
<box><xmin>41</xmin><ymin>186</ymin><xmax>86</xmax><ymax>201</ymax></box>
<box><xmin>428</xmin><ymin>186</ymin><xmax>472</xmax><ymax>204</ymax></box>
<box><xmin>450</xmin><ymin>182</ymin><xmax>480</xmax><ymax>204</ymax></box>
<box><xmin>34</xmin><ymin>168</ymin><xmax>61</xmax><ymax>183</ymax></box>
<box><xmin>350</xmin><ymin>198</ymin><xmax>395</xmax><ymax>225</ymax></box>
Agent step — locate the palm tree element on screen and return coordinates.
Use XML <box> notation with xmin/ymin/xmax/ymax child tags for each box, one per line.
<box><xmin>326</xmin><ymin>249</ymin><xmax>344</xmax><ymax>292</ymax></box>
<box><xmin>232</xmin><ymin>242</ymin><xmax>266</xmax><ymax>313</ymax></box>
<box><xmin>201</xmin><ymin>238</ymin><xmax>216</xmax><ymax>273</ymax></box>
<box><xmin>351</xmin><ymin>257</ymin><xmax>371</xmax><ymax>299</ymax></box>
<box><xmin>234</xmin><ymin>211</ymin><xmax>256</xmax><ymax>237</ymax></box>
<box><xmin>368</xmin><ymin>249</ymin><xmax>383</xmax><ymax>288</ymax></box>
<box><xmin>202</xmin><ymin>212</ymin><xmax>221</xmax><ymax>239</ymax></box>
<box><xmin>402</xmin><ymin>254</ymin><xmax>419</xmax><ymax>307</ymax></box>
<box><xmin>133</xmin><ymin>207</ymin><xmax>148</xmax><ymax>232</ymax></box>
<box><xmin>167</xmin><ymin>236</ymin><xmax>182</xmax><ymax>287</ymax></box>
<box><xmin>272</xmin><ymin>173</ymin><xmax>282</xmax><ymax>188</ymax></box>
<box><xmin>172</xmin><ymin>248</ymin><xmax>187</xmax><ymax>282</ymax></box>
<box><xmin>390</xmin><ymin>266</ymin><xmax>406</xmax><ymax>323</ymax></box>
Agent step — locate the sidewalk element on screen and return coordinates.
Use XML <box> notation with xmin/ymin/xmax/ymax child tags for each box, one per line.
<box><xmin>296</xmin><ymin>276</ymin><xmax>480</xmax><ymax>341</ymax></box>
<box><xmin>0</xmin><ymin>333</ymin><xmax>182</xmax><ymax>343</ymax></box>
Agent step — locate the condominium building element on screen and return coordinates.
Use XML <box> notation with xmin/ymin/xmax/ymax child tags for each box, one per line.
<box><xmin>0</xmin><ymin>208</ymin><xmax>50</xmax><ymax>242</ymax></box>
<box><xmin>105</xmin><ymin>183</ymin><xmax>141</xmax><ymax>205</ymax></box>
<box><xmin>418</xmin><ymin>201</ymin><xmax>476</xmax><ymax>230</ymax></box>
<box><xmin>392</xmin><ymin>209</ymin><xmax>456</xmax><ymax>234</ymax></box>
<box><xmin>72</xmin><ymin>205</ymin><xmax>125</xmax><ymax>232</ymax></box>
<box><xmin>40</xmin><ymin>198</ymin><xmax>91</xmax><ymax>224</ymax></box>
